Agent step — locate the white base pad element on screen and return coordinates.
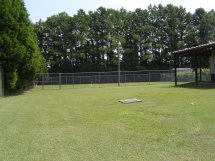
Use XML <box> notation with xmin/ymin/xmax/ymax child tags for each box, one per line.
<box><xmin>119</xmin><ymin>99</ymin><xmax>142</xmax><ymax>104</ymax></box>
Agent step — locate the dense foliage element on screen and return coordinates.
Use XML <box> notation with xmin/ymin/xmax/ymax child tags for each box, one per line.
<box><xmin>35</xmin><ymin>5</ymin><xmax>215</xmax><ymax>73</ymax></box>
<box><xmin>0</xmin><ymin>0</ymin><xmax>46</xmax><ymax>94</ymax></box>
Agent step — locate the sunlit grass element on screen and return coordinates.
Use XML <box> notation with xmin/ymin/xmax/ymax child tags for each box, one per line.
<box><xmin>0</xmin><ymin>83</ymin><xmax>215</xmax><ymax>161</ymax></box>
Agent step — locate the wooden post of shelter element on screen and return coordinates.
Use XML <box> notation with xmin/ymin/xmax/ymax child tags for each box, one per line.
<box><xmin>199</xmin><ymin>58</ymin><xmax>202</xmax><ymax>82</ymax></box>
<box><xmin>194</xmin><ymin>56</ymin><xmax>198</xmax><ymax>86</ymax></box>
<box><xmin>174</xmin><ymin>55</ymin><xmax>177</xmax><ymax>86</ymax></box>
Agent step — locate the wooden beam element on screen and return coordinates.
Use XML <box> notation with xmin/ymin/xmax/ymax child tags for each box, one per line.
<box><xmin>173</xmin><ymin>42</ymin><xmax>215</xmax><ymax>56</ymax></box>
<box><xmin>174</xmin><ymin>48</ymin><xmax>213</xmax><ymax>57</ymax></box>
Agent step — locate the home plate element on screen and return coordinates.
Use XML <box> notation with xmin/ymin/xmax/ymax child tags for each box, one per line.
<box><xmin>119</xmin><ymin>99</ymin><xmax>142</xmax><ymax>104</ymax></box>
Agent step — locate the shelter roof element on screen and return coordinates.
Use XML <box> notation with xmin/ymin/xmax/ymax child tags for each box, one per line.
<box><xmin>173</xmin><ymin>42</ymin><xmax>215</xmax><ymax>57</ymax></box>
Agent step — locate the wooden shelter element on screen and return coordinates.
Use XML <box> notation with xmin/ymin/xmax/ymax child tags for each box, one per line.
<box><xmin>173</xmin><ymin>42</ymin><xmax>215</xmax><ymax>86</ymax></box>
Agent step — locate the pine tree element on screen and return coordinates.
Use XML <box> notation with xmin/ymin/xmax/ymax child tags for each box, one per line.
<box><xmin>0</xmin><ymin>0</ymin><xmax>46</xmax><ymax>94</ymax></box>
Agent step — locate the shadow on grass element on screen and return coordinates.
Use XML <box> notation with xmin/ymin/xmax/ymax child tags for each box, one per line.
<box><xmin>174</xmin><ymin>81</ymin><xmax>215</xmax><ymax>89</ymax></box>
<box><xmin>2</xmin><ymin>86</ymin><xmax>36</xmax><ymax>97</ymax></box>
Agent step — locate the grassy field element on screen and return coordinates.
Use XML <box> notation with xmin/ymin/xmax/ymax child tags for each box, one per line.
<box><xmin>0</xmin><ymin>83</ymin><xmax>215</xmax><ymax>161</ymax></box>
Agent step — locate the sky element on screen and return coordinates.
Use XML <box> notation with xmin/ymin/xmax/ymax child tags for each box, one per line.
<box><xmin>24</xmin><ymin>0</ymin><xmax>215</xmax><ymax>23</ymax></box>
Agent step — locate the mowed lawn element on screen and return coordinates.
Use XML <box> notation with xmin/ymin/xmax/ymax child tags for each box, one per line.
<box><xmin>0</xmin><ymin>83</ymin><xmax>215</xmax><ymax>161</ymax></box>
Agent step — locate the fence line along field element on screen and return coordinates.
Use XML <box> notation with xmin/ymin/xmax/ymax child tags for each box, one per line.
<box><xmin>0</xmin><ymin>83</ymin><xmax>215</xmax><ymax>161</ymax></box>
<box><xmin>35</xmin><ymin>69</ymin><xmax>211</xmax><ymax>90</ymax></box>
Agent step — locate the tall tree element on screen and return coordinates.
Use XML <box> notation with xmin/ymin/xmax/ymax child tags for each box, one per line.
<box><xmin>206</xmin><ymin>10</ymin><xmax>215</xmax><ymax>42</ymax></box>
<box><xmin>192</xmin><ymin>8</ymin><xmax>207</xmax><ymax>44</ymax></box>
<box><xmin>34</xmin><ymin>5</ymin><xmax>215</xmax><ymax>73</ymax></box>
<box><xmin>0</xmin><ymin>0</ymin><xmax>46</xmax><ymax>94</ymax></box>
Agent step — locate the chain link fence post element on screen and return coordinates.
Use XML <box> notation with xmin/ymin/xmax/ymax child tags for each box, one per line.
<box><xmin>42</xmin><ymin>74</ymin><xmax>45</xmax><ymax>90</ymax></box>
<box><xmin>73</xmin><ymin>73</ymin><xmax>74</xmax><ymax>88</ymax></box>
<box><xmin>59</xmin><ymin>73</ymin><xmax>62</xmax><ymax>90</ymax></box>
<box><xmin>148</xmin><ymin>71</ymin><xmax>151</xmax><ymax>85</ymax></box>
<box><xmin>124</xmin><ymin>71</ymin><xmax>127</xmax><ymax>86</ymax></box>
<box><xmin>99</xmin><ymin>72</ymin><xmax>101</xmax><ymax>88</ymax></box>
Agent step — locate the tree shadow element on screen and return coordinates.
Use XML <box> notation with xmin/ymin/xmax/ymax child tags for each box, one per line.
<box><xmin>174</xmin><ymin>82</ymin><xmax>215</xmax><ymax>89</ymax></box>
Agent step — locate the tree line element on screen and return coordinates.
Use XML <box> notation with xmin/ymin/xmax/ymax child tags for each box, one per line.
<box><xmin>0</xmin><ymin>2</ymin><xmax>215</xmax><ymax>94</ymax></box>
<box><xmin>35</xmin><ymin>5</ymin><xmax>215</xmax><ymax>73</ymax></box>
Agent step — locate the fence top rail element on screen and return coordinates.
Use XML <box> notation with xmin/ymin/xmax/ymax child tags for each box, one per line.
<box><xmin>37</xmin><ymin>70</ymin><xmax>173</xmax><ymax>75</ymax></box>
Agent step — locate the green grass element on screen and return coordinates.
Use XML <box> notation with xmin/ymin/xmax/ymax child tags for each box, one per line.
<box><xmin>0</xmin><ymin>83</ymin><xmax>215</xmax><ymax>161</ymax></box>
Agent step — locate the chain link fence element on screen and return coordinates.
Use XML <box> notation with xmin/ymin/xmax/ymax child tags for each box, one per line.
<box><xmin>176</xmin><ymin>68</ymin><xmax>211</xmax><ymax>82</ymax></box>
<box><xmin>35</xmin><ymin>70</ymin><xmax>175</xmax><ymax>89</ymax></box>
<box><xmin>34</xmin><ymin>69</ymin><xmax>211</xmax><ymax>90</ymax></box>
